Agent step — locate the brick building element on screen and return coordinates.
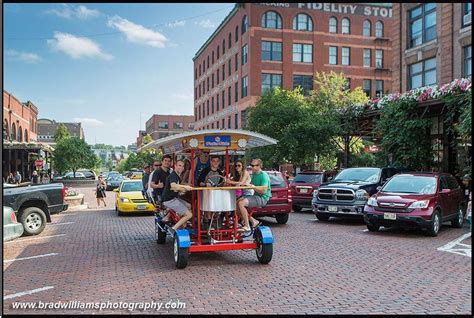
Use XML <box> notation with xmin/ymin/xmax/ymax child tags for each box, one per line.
<box><xmin>137</xmin><ymin>115</ymin><xmax>195</xmax><ymax>147</ymax></box>
<box><xmin>392</xmin><ymin>3</ymin><xmax>471</xmax><ymax>92</ymax></box>
<box><xmin>193</xmin><ymin>3</ymin><xmax>393</xmax><ymax>130</ymax></box>
<box><xmin>37</xmin><ymin>118</ymin><xmax>85</xmax><ymax>145</ymax></box>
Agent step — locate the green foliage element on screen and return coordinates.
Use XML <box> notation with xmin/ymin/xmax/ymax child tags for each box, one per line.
<box><xmin>143</xmin><ymin>134</ymin><xmax>153</xmax><ymax>145</ymax></box>
<box><xmin>53</xmin><ymin>137</ymin><xmax>100</xmax><ymax>175</ymax></box>
<box><xmin>117</xmin><ymin>149</ymin><xmax>162</xmax><ymax>173</ymax></box>
<box><xmin>54</xmin><ymin>123</ymin><xmax>70</xmax><ymax>142</ymax></box>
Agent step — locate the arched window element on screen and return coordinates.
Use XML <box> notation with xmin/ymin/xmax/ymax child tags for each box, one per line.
<box><xmin>4</xmin><ymin>119</ymin><xmax>9</xmax><ymax>141</ymax></box>
<box><xmin>18</xmin><ymin>126</ymin><xmax>23</xmax><ymax>142</ymax></box>
<box><xmin>262</xmin><ymin>11</ymin><xmax>282</xmax><ymax>29</ymax></box>
<box><xmin>228</xmin><ymin>33</ymin><xmax>232</xmax><ymax>49</ymax></box>
<box><xmin>329</xmin><ymin>17</ymin><xmax>337</xmax><ymax>33</ymax></box>
<box><xmin>242</xmin><ymin>15</ymin><xmax>248</xmax><ymax>34</ymax></box>
<box><xmin>24</xmin><ymin>129</ymin><xmax>28</xmax><ymax>142</ymax></box>
<box><xmin>375</xmin><ymin>21</ymin><xmax>384</xmax><ymax>38</ymax></box>
<box><xmin>341</xmin><ymin>18</ymin><xmax>350</xmax><ymax>34</ymax></box>
<box><xmin>293</xmin><ymin>13</ymin><xmax>313</xmax><ymax>31</ymax></box>
<box><xmin>11</xmin><ymin>123</ymin><xmax>16</xmax><ymax>141</ymax></box>
<box><xmin>363</xmin><ymin>20</ymin><xmax>372</xmax><ymax>37</ymax></box>
<box><xmin>235</xmin><ymin>25</ymin><xmax>239</xmax><ymax>42</ymax></box>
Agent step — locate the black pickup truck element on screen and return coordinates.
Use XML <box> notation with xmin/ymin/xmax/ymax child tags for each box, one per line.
<box><xmin>312</xmin><ymin>167</ymin><xmax>400</xmax><ymax>221</ymax></box>
<box><xmin>3</xmin><ymin>183</ymin><xmax>68</xmax><ymax>236</ymax></box>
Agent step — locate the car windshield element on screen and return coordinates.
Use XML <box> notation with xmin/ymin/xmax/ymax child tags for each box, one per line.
<box><xmin>109</xmin><ymin>175</ymin><xmax>122</xmax><ymax>181</ymax></box>
<box><xmin>382</xmin><ymin>175</ymin><xmax>437</xmax><ymax>194</ymax></box>
<box><xmin>120</xmin><ymin>182</ymin><xmax>143</xmax><ymax>192</ymax></box>
<box><xmin>334</xmin><ymin>168</ymin><xmax>380</xmax><ymax>183</ymax></box>
<box><xmin>292</xmin><ymin>173</ymin><xmax>322</xmax><ymax>184</ymax></box>
<box><xmin>268</xmin><ymin>173</ymin><xmax>286</xmax><ymax>188</ymax></box>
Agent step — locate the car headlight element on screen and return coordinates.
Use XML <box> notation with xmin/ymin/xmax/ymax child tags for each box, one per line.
<box><xmin>367</xmin><ymin>196</ymin><xmax>378</xmax><ymax>207</ymax></box>
<box><xmin>120</xmin><ymin>197</ymin><xmax>130</xmax><ymax>203</ymax></box>
<box><xmin>356</xmin><ymin>189</ymin><xmax>369</xmax><ymax>201</ymax></box>
<box><xmin>313</xmin><ymin>189</ymin><xmax>319</xmax><ymax>197</ymax></box>
<box><xmin>408</xmin><ymin>200</ymin><xmax>430</xmax><ymax>209</ymax></box>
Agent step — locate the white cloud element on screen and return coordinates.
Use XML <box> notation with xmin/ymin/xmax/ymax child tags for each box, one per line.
<box><xmin>166</xmin><ymin>20</ymin><xmax>186</xmax><ymax>28</ymax></box>
<box><xmin>46</xmin><ymin>4</ymin><xmax>100</xmax><ymax>19</ymax></box>
<box><xmin>107</xmin><ymin>16</ymin><xmax>168</xmax><ymax>48</ymax></box>
<box><xmin>47</xmin><ymin>32</ymin><xmax>113</xmax><ymax>60</ymax></box>
<box><xmin>196</xmin><ymin>19</ymin><xmax>216</xmax><ymax>29</ymax></box>
<box><xmin>5</xmin><ymin>49</ymin><xmax>42</xmax><ymax>63</ymax></box>
<box><xmin>73</xmin><ymin>117</ymin><xmax>104</xmax><ymax>127</ymax></box>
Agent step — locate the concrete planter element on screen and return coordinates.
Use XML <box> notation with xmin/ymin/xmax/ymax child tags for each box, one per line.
<box><xmin>64</xmin><ymin>194</ymin><xmax>85</xmax><ymax>208</ymax></box>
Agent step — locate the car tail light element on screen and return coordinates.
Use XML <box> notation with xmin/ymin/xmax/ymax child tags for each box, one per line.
<box><xmin>11</xmin><ymin>211</ymin><xmax>17</xmax><ymax>223</ymax></box>
<box><xmin>287</xmin><ymin>188</ymin><xmax>292</xmax><ymax>204</ymax></box>
<box><xmin>61</xmin><ymin>186</ymin><xmax>67</xmax><ymax>201</ymax></box>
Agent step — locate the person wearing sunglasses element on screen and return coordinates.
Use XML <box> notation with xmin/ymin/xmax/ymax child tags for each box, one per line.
<box><xmin>236</xmin><ymin>158</ymin><xmax>271</xmax><ymax>233</ymax></box>
<box><xmin>225</xmin><ymin>159</ymin><xmax>251</xmax><ymax>198</ymax></box>
<box><xmin>150</xmin><ymin>155</ymin><xmax>172</xmax><ymax>203</ymax></box>
<box><xmin>142</xmin><ymin>164</ymin><xmax>152</xmax><ymax>191</ymax></box>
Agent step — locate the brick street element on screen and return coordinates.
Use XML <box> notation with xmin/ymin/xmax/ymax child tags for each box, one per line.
<box><xmin>3</xmin><ymin>187</ymin><xmax>472</xmax><ymax>315</ymax></box>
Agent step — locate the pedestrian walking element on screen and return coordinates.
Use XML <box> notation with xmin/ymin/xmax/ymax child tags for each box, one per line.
<box><xmin>14</xmin><ymin>171</ymin><xmax>22</xmax><ymax>184</ymax></box>
<box><xmin>95</xmin><ymin>175</ymin><xmax>107</xmax><ymax>208</ymax></box>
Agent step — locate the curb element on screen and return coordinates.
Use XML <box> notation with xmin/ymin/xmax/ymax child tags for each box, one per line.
<box><xmin>65</xmin><ymin>204</ymin><xmax>89</xmax><ymax>211</ymax></box>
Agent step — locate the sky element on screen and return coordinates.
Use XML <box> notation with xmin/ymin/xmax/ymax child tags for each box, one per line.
<box><xmin>3</xmin><ymin>3</ymin><xmax>234</xmax><ymax>146</ymax></box>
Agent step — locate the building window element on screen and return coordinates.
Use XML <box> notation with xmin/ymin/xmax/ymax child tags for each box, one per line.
<box><xmin>198</xmin><ymin>105</ymin><xmax>201</xmax><ymax>120</ymax></box>
<box><xmin>409</xmin><ymin>3</ymin><xmax>437</xmax><ymax>48</ymax></box>
<box><xmin>375</xmin><ymin>21</ymin><xmax>384</xmax><ymax>37</ymax></box>
<box><xmin>222</xmin><ymin>90</ymin><xmax>225</xmax><ymax>108</ymax></box>
<box><xmin>242</xmin><ymin>15</ymin><xmax>248</xmax><ymax>34</ymax></box>
<box><xmin>464</xmin><ymin>45</ymin><xmax>472</xmax><ymax>77</ymax></box>
<box><xmin>212</xmin><ymin>51</ymin><xmax>214</xmax><ymax>64</ymax></box>
<box><xmin>203</xmin><ymin>59</ymin><xmax>206</xmax><ymax>71</ymax></box>
<box><xmin>242</xmin><ymin>76</ymin><xmax>248</xmax><ymax>97</ymax></box>
<box><xmin>235</xmin><ymin>54</ymin><xmax>238</xmax><ymax>71</ymax></box>
<box><xmin>363</xmin><ymin>79</ymin><xmax>372</xmax><ymax>97</ymax></box>
<box><xmin>235</xmin><ymin>114</ymin><xmax>238</xmax><ymax>129</ymax></box>
<box><xmin>463</xmin><ymin>3</ymin><xmax>472</xmax><ymax>27</ymax></box>
<box><xmin>173</xmin><ymin>122</ymin><xmax>184</xmax><ymax>129</ymax></box>
<box><xmin>262</xmin><ymin>41</ymin><xmax>283</xmax><ymax>61</ymax></box>
<box><xmin>207</xmin><ymin>100</ymin><xmax>209</xmax><ymax>116</ymax></box>
<box><xmin>261</xmin><ymin>73</ymin><xmax>282</xmax><ymax>94</ymax></box>
<box><xmin>189</xmin><ymin>123</ymin><xmax>194</xmax><ymax>130</ymax></box>
<box><xmin>195</xmin><ymin>109</ymin><xmax>197</xmax><ymax>122</ymax></box>
<box><xmin>194</xmin><ymin>87</ymin><xmax>197</xmax><ymax>100</ymax></box>
<box><xmin>158</xmin><ymin>121</ymin><xmax>168</xmax><ymax>129</ymax></box>
<box><xmin>228</xmin><ymin>59</ymin><xmax>232</xmax><ymax>75</ymax></box>
<box><xmin>329</xmin><ymin>46</ymin><xmax>338</xmax><ymax>65</ymax></box>
<box><xmin>222</xmin><ymin>119</ymin><xmax>225</xmax><ymax>128</ymax></box>
<box><xmin>293</xmin><ymin>13</ymin><xmax>313</xmax><ymax>31</ymax></box>
<box><xmin>216</xmin><ymin>92</ymin><xmax>220</xmax><ymax>111</ymax></box>
<box><xmin>222</xmin><ymin>64</ymin><xmax>225</xmax><ymax>80</ymax></box>
<box><xmin>363</xmin><ymin>20</ymin><xmax>371</xmax><ymax>36</ymax></box>
<box><xmin>211</xmin><ymin>123</ymin><xmax>214</xmax><ymax>129</ymax></box>
<box><xmin>235</xmin><ymin>82</ymin><xmax>239</xmax><ymax>102</ymax></box>
<box><xmin>376</xmin><ymin>80</ymin><xmax>384</xmax><ymax>97</ymax></box>
<box><xmin>199</xmin><ymin>64</ymin><xmax>201</xmax><ymax>76</ymax></box>
<box><xmin>228</xmin><ymin>33</ymin><xmax>232</xmax><ymax>49</ymax></box>
<box><xmin>293</xmin><ymin>43</ymin><xmax>312</xmax><ymax>63</ymax></box>
<box><xmin>217</xmin><ymin>69</ymin><xmax>220</xmax><ymax>84</ymax></box>
<box><xmin>207</xmin><ymin>56</ymin><xmax>210</xmax><ymax>69</ymax></box>
<box><xmin>211</xmin><ymin>97</ymin><xmax>214</xmax><ymax>113</ymax></box>
<box><xmin>212</xmin><ymin>73</ymin><xmax>214</xmax><ymax>88</ymax></box>
<box><xmin>216</xmin><ymin>121</ymin><xmax>220</xmax><ymax>129</ymax></box>
<box><xmin>329</xmin><ymin>17</ymin><xmax>337</xmax><ymax>33</ymax></box>
<box><xmin>223</xmin><ymin>39</ymin><xmax>226</xmax><ymax>54</ymax></box>
<box><xmin>262</xmin><ymin>11</ymin><xmax>282</xmax><ymax>29</ymax></box>
<box><xmin>341</xmin><ymin>18</ymin><xmax>350</xmax><ymax>34</ymax></box>
<box><xmin>242</xmin><ymin>44</ymin><xmax>248</xmax><ymax>65</ymax></box>
<box><xmin>217</xmin><ymin>45</ymin><xmax>220</xmax><ymax>59</ymax></box>
<box><xmin>228</xmin><ymin>87</ymin><xmax>231</xmax><ymax>106</ymax></box>
<box><xmin>363</xmin><ymin>49</ymin><xmax>371</xmax><ymax>67</ymax></box>
<box><xmin>409</xmin><ymin>57</ymin><xmax>437</xmax><ymax>89</ymax></box>
<box><xmin>235</xmin><ymin>25</ymin><xmax>239</xmax><ymax>42</ymax></box>
<box><xmin>342</xmin><ymin>47</ymin><xmax>350</xmax><ymax>65</ymax></box>
<box><xmin>207</xmin><ymin>77</ymin><xmax>210</xmax><ymax>92</ymax></box>
<box><xmin>195</xmin><ymin>68</ymin><xmax>197</xmax><ymax>80</ymax></box>
<box><xmin>228</xmin><ymin>117</ymin><xmax>231</xmax><ymax>129</ymax></box>
<box><xmin>293</xmin><ymin>75</ymin><xmax>313</xmax><ymax>95</ymax></box>
<box><xmin>375</xmin><ymin>50</ymin><xmax>383</xmax><ymax>68</ymax></box>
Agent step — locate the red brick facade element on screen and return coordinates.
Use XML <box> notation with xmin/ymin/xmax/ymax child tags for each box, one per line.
<box><xmin>392</xmin><ymin>3</ymin><xmax>472</xmax><ymax>93</ymax></box>
<box><xmin>3</xmin><ymin>90</ymin><xmax>38</xmax><ymax>142</ymax></box>
<box><xmin>193</xmin><ymin>3</ymin><xmax>393</xmax><ymax>130</ymax></box>
<box><xmin>137</xmin><ymin>115</ymin><xmax>195</xmax><ymax>146</ymax></box>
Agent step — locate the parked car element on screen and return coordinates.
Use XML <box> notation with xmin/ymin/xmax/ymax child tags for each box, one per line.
<box><xmin>55</xmin><ymin>171</ymin><xmax>87</xmax><ymax>180</ymax></box>
<box><xmin>3</xmin><ymin>183</ymin><xmax>68</xmax><ymax>236</ymax></box>
<box><xmin>249</xmin><ymin>170</ymin><xmax>292</xmax><ymax>224</ymax></box>
<box><xmin>114</xmin><ymin>180</ymin><xmax>154</xmax><ymax>216</ymax></box>
<box><xmin>106</xmin><ymin>174</ymin><xmax>124</xmax><ymax>191</ymax></box>
<box><xmin>312</xmin><ymin>167</ymin><xmax>400</xmax><ymax>221</ymax></box>
<box><xmin>3</xmin><ymin>206</ymin><xmax>24</xmax><ymax>241</ymax></box>
<box><xmin>77</xmin><ymin>169</ymin><xmax>97</xmax><ymax>180</ymax></box>
<box><xmin>364</xmin><ymin>172</ymin><xmax>465</xmax><ymax>236</ymax></box>
<box><xmin>105</xmin><ymin>171</ymin><xmax>121</xmax><ymax>180</ymax></box>
<box><xmin>290</xmin><ymin>170</ymin><xmax>337</xmax><ymax>212</ymax></box>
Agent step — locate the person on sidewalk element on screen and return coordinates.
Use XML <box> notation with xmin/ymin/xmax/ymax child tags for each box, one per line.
<box><xmin>94</xmin><ymin>175</ymin><xmax>107</xmax><ymax>208</ymax></box>
<box><xmin>31</xmin><ymin>171</ymin><xmax>39</xmax><ymax>184</ymax></box>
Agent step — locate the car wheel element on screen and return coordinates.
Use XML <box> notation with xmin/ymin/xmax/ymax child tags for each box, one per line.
<box><xmin>451</xmin><ymin>206</ymin><xmax>464</xmax><ymax>228</ymax></box>
<box><xmin>315</xmin><ymin>213</ymin><xmax>330</xmax><ymax>221</ymax></box>
<box><xmin>367</xmin><ymin>223</ymin><xmax>380</xmax><ymax>232</ymax></box>
<box><xmin>293</xmin><ymin>205</ymin><xmax>302</xmax><ymax>212</ymax></box>
<box><xmin>275</xmin><ymin>213</ymin><xmax>289</xmax><ymax>224</ymax></box>
<box><xmin>173</xmin><ymin>234</ymin><xmax>189</xmax><ymax>269</ymax></box>
<box><xmin>19</xmin><ymin>207</ymin><xmax>47</xmax><ymax>236</ymax></box>
<box><xmin>117</xmin><ymin>208</ymin><xmax>123</xmax><ymax>216</ymax></box>
<box><xmin>255</xmin><ymin>229</ymin><xmax>273</xmax><ymax>264</ymax></box>
<box><xmin>425</xmin><ymin>210</ymin><xmax>441</xmax><ymax>237</ymax></box>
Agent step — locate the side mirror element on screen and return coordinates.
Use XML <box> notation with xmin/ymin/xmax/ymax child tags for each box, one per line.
<box><xmin>113</xmin><ymin>188</ymin><xmax>119</xmax><ymax>192</ymax></box>
<box><xmin>328</xmin><ymin>177</ymin><xmax>333</xmax><ymax>182</ymax></box>
<box><xmin>376</xmin><ymin>186</ymin><xmax>382</xmax><ymax>191</ymax></box>
<box><xmin>441</xmin><ymin>188</ymin><xmax>451</xmax><ymax>193</ymax></box>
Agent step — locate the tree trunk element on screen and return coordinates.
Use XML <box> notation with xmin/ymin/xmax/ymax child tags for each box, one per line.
<box><xmin>343</xmin><ymin>134</ymin><xmax>350</xmax><ymax>168</ymax></box>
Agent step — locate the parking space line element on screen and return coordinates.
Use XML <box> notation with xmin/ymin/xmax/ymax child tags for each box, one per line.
<box><xmin>4</xmin><ymin>253</ymin><xmax>59</xmax><ymax>263</ymax></box>
<box><xmin>4</xmin><ymin>286</ymin><xmax>54</xmax><ymax>300</ymax></box>
<box><xmin>49</xmin><ymin>222</ymin><xmax>75</xmax><ymax>226</ymax></box>
<box><xmin>4</xmin><ymin>234</ymin><xmax>66</xmax><ymax>244</ymax></box>
<box><xmin>437</xmin><ymin>232</ymin><xmax>471</xmax><ymax>258</ymax></box>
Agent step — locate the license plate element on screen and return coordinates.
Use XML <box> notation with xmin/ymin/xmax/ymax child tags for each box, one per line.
<box><xmin>384</xmin><ymin>213</ymin><xmax>396</xmax><ymax>220</ymax></box>
<box><xmin>328</xmin><ymin>206</ymin><xmax>338</xmax><ymax>212</ymax></box>
<box><xmin>137</xmin><ymin>205</ymin><xmax>146</xmax><ymax>210</ymax></box>
<box><xmin>299</xmin><ymin>188</ymin><xmax>308</xmax><ymax>193</ymax></box>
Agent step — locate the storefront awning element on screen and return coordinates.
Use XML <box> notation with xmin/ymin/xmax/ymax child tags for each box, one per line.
<box><xmin>2</xmin><ymin>141</ymin><xmax>55</xmax><ymax>153</ymax></box>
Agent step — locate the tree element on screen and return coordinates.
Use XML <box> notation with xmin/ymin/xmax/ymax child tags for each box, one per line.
<box><xmin>143</xmin><ymin>134</ymin><xmax>153</xmax><ymax>145</ymax></box>
<box><xmin>105</xmin><ymin>160</ymin><xmax>114</xmax><ymax>171</ymax></box>
<box><xmin>54</xmin><ymin>123</ymin><xmax>70</xmax><ymax>142</ymax></box>
<box><xmin>53</xmin><ymin>137</ymin><xmax>100</xmax><ymax>176</ymax></box>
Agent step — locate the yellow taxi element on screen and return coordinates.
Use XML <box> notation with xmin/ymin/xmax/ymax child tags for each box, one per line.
<box><xmin>130</xmin><ymin>171</ymin><xmax>143</xmax><ymax>179</ymax></box>
<box><xmin>114</xmin><ymin>180</ymin><xmax>154</xmax><ymax>216</ymax></box>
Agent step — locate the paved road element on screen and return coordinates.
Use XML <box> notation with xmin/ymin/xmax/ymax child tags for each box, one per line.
<box><xmin>3</xmin><ymin>187</ymin><xmax>472</xmax><ymax>314</ymax></box>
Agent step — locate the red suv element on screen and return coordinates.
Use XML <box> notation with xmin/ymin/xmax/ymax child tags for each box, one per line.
<box><xmin>364</xmin><ymin>172</ymin><xmax>465</xmax><ymax>236</ymax></box>
<box><xmin>290</xmin><ymin>170</ymin><xmax>337</xmax><ymax>212</ymax></box>
<box><xmin>249</xmin><ymin>170</ymin><xmax>292</xmax><ymax>224</ymax></box>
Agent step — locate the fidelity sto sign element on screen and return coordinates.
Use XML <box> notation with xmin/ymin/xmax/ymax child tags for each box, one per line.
<box><xmin>257</xmin><ymin>3</ymin><xmax>393</xmax><ymax>18</ymax></box>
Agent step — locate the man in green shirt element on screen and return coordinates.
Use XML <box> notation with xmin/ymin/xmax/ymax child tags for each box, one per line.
<box><xmin>236</xmin><ymin>158</ymin><xmax>271</xmax><ymax>233</ymax></box>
